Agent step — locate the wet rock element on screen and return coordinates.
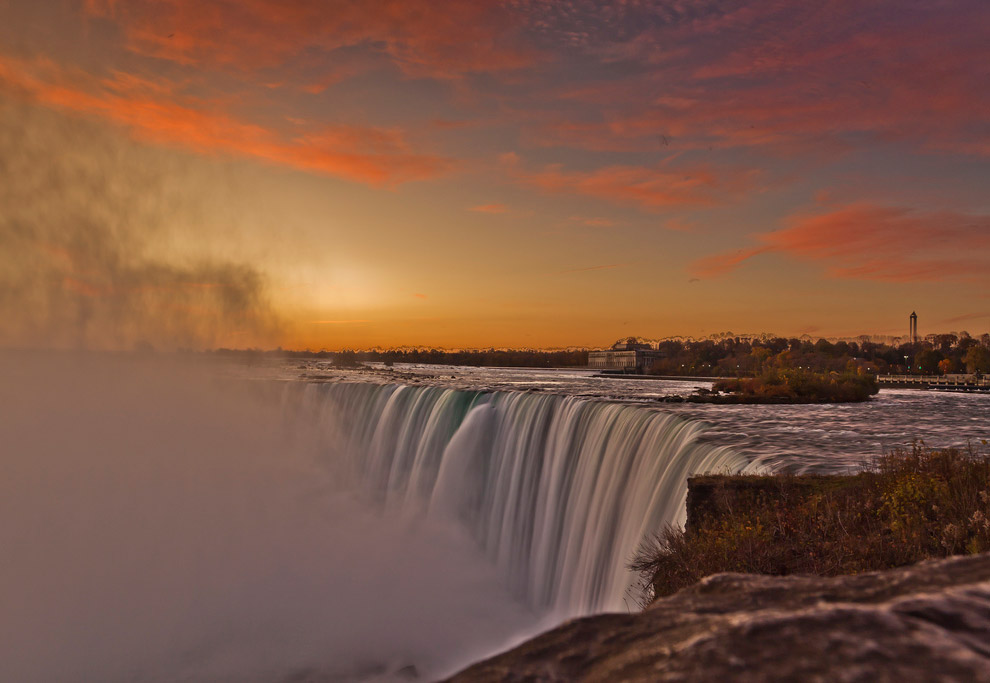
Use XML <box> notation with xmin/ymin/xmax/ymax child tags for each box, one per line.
<box><xmin>445</xmin><ymin>553</ymin><xmax>990</xmax><ymax>682</ymax></box>
<box><xmin>396</xmin><ymin>664</ymin><xmax>419</xmax><ymax>678</ymax></box>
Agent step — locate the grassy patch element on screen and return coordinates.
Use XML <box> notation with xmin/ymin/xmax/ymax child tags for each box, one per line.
<box><xmin>632</xmin><ymin>445</ymin><xmax>990</xmax><ymax>603</ymax></box>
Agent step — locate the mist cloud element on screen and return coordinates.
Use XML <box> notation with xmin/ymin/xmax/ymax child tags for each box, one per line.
<box><xmin>0</xmin><ymin>353</ymin><xmax>540</xmax><ymax>681</ymax></box>
<box><xmin>0</xmin><ymin>98</ymin><xmax>280</xmax><ymax>350</ymax></box>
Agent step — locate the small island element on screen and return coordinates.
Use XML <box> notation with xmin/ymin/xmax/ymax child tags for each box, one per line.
<box><xmin>700</xmin><ymin>368</ymin><xmax>879</xmax><ymax>403</ymax></box>
<box><xmin>652</xmin><ymin>368</ymin><xmax>880</xmax><ymax>404</ymax></box>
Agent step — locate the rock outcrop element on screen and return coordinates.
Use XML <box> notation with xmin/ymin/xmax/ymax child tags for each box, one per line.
<box><xmin>445</xmin><ymin>553</ymin><xmax>990</xmax><ymax>682</ymax></box>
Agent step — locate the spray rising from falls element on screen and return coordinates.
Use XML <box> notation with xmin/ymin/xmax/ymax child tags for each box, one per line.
<box><xmin>1</xmin><ymin>356</ymin><xmax>753</xmax><ymax>682</ymax></box>
<box><xmin>299</xmin><ymin>382</ymin><xmax>752</xmax><ymax>616</ymax></box>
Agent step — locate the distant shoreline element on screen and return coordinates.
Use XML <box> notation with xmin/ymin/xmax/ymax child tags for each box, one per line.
<box><xmin>596</xmin><ymin>373</ymin><xmax>714</xmax><ymax>381</ymax></box>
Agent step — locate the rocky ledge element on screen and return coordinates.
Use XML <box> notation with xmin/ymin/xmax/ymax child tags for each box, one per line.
<box><xmin>445</xmin><ymin>553</ymin><xmax>990</xmax><ymax>682</ymax></box>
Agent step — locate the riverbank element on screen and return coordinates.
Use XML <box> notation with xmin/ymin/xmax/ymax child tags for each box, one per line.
<box><xmin>878</xmin><ymin>374</ymin><xmax>990</xmax><ymax>392</ymax></box>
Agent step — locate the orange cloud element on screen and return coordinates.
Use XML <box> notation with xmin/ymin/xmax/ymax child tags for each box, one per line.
<box><xmin>84</xmin><ymin>0</ymin><xmax>538</xmax><ymax>80</ymax></box>
<box><xmin>469</xmin><ymin>203</ymin><xmax>508</xmax><ymax>214</ymax></box>
<box><xmin>691</xmin><ymin>246</ymin><xmax>773</xmax><ymax>278</ymax></box>
<box><xmin>691</xmin><ymin>205</ymin><xmax>990</xmax><ymax>282</ymax></box>
<box><xmin>0</xmin><ymin>55</ymin><xmax>447</xmax><ymax>186</ymax></box>
<box><xmin>512</xmin><ymin>160</ymin><xmax>757</xmax><ymax>210</ymax></box>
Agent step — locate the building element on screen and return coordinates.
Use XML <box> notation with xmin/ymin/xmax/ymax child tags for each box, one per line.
<box><xmin>910</xmin><ymin>311</ymin><xmax>918</xmax><ymax>343</ymax></box>
<box><xmin>588</xmin><ymin>338</ymin><xmax>665</xmax><ymax>373</ymax></box>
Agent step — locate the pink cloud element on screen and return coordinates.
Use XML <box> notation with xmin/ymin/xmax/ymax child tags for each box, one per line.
<box><xmin>691</xmin><ymin>204</ymin><xmax>990</xmax><ymax>282</ymax></box>
<box><xmin>83</xmin><ymin>0</ymin><xmax>540</xmax><ymax>80</ymax></box>
<box><xmin>511</xmin><ymin>160</ymin><xmax>758</xmax><ymax>210</ymax></box>
<box><xmin>529</xmin><ymin>1</ymin><xmax>988</xmax><ymax>157</ymax></box>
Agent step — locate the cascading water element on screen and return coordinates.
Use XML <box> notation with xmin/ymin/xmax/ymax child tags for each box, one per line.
<box><xmin>7</xmin><ymin>357</ymin><xmax>985</xmax><ymax>682</ymax></box>
<box><xmin>299</xmin><ymin>381</ymin><xmax>752</xmax><ymax>617</ymax></box>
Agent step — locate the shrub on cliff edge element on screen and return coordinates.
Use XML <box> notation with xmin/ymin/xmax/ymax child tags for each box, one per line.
<box><xmin>632</xmin><ymin>444</ymin><xmax>990</xmax><ymax>604</ymax></box>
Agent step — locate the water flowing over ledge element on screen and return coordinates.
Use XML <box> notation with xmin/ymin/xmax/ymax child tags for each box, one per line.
<box><xmin>295</xmin><ymin>381</ymin><xmax>753</xmax><ymax>617</ymax></box>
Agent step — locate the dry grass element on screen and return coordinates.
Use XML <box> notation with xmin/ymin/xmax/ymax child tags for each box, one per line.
<box><xmin>632</xmin><ymin>445</ymin><xmax>990</xmax><ymax>604</ymax></box>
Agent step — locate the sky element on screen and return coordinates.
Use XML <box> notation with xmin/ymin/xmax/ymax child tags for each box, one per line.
<box><xmin>0</xmin><ymin>0</ymin><xmax>987</xmax><ymax>350</ymax></box>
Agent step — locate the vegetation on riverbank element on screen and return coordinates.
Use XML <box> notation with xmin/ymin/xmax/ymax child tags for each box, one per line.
<box><xmin>646</xmin><ymin>334</ymin><xmax>990</xmax><ymax>377</ymax></box>
<box><xmin>204</xmin><ymin>333</ymin><xmax>990</xmax><ymax>375</ymax></box>
<box><xmin>708</xmin><ymin>368</ymin><xmax>879</xmax><ymax>403</ymax></box>
<box><xmin>632</xmin><ymin>445</ymin><xmax>990</xmax><ymax>603</ymax></box>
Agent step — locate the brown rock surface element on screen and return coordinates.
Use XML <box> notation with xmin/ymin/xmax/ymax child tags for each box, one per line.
<box><xmin>445</xmin><ymin>553</ymin><xmax>990</xmax><ymax>682</ymax></box>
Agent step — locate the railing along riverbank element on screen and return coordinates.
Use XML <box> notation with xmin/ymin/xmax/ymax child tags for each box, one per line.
<box><xmin>879</xmin><ymin>374</ymin><xmax>990</xmax><ymax>392</ymax></box>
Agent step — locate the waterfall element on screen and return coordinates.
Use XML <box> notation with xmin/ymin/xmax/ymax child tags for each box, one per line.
<box><xmin>301</xmin><ymin>381</ymin><xmax>751</xmax><ymax>617</ymax></box>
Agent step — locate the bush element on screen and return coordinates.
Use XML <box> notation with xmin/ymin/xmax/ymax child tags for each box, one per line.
<box><xmin>632</xmin><ymin>445</ymin><xmax>990</xmax><ymax>604</ymax></box>
<box><xmin>712</xmin><ymin>368</ymin><xmax>878</xmax><ymax>402</ymax></box>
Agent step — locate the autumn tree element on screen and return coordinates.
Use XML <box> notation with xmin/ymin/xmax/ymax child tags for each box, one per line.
<box><xmin>914</xmin><ymin>349</ymin><xmax>942</xmax><ymax>374</ymax></box>
<box><xmin>750</xmin><ymin>346</ymin><xmax>771</xmax><ymax>371</ymax></box>
<box><xmin>964</xmin><ymin>346</ymin><xmax>990</xmax><ymax>374</ymax></box>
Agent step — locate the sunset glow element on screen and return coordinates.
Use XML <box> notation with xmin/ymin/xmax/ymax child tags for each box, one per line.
<box><xmin>1</xmin><ymin>0</ymin><xmax>987</xmax><ymax>349</ymax></box>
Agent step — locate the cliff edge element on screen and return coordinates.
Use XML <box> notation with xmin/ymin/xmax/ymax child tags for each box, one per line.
<box><xmin>445</xmin><ymin>547</ymin><xmax>990</xmax><ymax>682</ymax></box>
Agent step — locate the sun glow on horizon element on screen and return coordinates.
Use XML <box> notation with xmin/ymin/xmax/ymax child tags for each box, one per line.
<box><xmin>0</xmin><ymin>1</ymin><xmax>987</xmax><ymax>350</ymax></box>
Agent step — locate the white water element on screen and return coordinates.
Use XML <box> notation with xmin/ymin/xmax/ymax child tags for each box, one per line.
<box><xmin>1</xmin><ymin>354</ymin><xmax>751</xmax><ymax>681</ymax></box>
<box><xmin>290</xmin><ymin>361</ymin><xmax>990</xmax><ymax>474</ymax></box>
<box><xmin>300</xmin><ymin>381</ymin><xmax>750</xmax><ymax>616</ymax></box>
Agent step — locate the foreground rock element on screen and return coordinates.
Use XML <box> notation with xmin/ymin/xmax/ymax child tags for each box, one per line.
<box><xmin>445</xmin><ymin>553</ymin><xmax>990</xmax><ymax>682</ymax></box>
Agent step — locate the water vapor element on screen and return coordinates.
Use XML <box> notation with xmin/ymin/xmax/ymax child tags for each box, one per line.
<box><xmin>0</xmin><ymin>353</ymin><xmax>537</xmax><ymax>682</ymax></box>
<box><xmin>0</xmin><ymin>99</ymin><xmax>279</xmax><ymax>351</ymax></box>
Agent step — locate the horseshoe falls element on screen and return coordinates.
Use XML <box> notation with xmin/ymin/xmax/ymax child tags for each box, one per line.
<box><xmin>0</xmin><ymin>355</ymin><xmax>751</xmax><ymax>683</ymax></box>
<box><xmin>298</xmin><ymin>381</ymin><xmax>751</xmax><ymax>616</ymax></box>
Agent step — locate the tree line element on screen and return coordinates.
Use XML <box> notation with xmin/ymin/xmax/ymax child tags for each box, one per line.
<box><xmin>208</xmin><ymin>332</ymin><xmax>990</xmax><ymax>375</ymax></box>
<box><xmin>645</xmin><ymin>334</ymin><xmax>990</xmax><ymax>377</ymax></box>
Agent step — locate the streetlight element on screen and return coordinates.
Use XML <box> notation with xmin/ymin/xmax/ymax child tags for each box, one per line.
<box><xmin>904</xmin><ymin>355</ymin><xmax>910</xmax><ymax>375</ymax></box>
